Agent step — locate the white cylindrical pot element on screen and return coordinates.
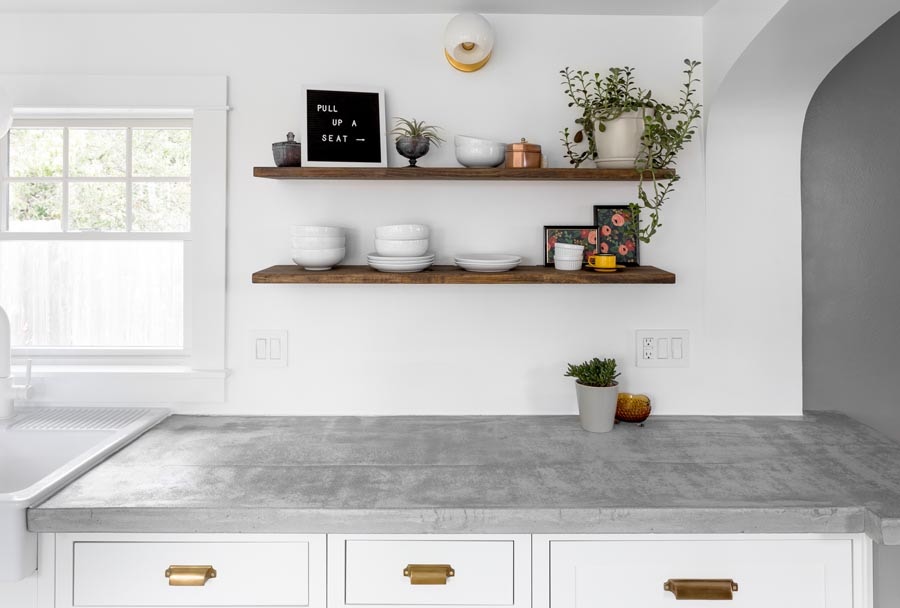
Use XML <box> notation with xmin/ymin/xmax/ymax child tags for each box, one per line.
<box><xmin>592</xmin><ymin>111</ymin><xmax>649</xmax><ymax>169</ymax></box>
<box><xmin>574</xmin><ymin>382</ymin><xmax>619</xmax><ymax>433</ymax></box>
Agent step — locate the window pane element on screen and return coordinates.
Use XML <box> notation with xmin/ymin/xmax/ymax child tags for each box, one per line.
<box><xmin>69</xmin><ymin>128</ymin><xmax>126</xmax><ymax>177</ymax></box>
<box><xmin>8</xmin><ymin>182</ymin><xmax>62</xmax><ymax>232</ymax></box>
<box><xmin>9</xmin><ymin>128</ymin><xmax>63</xmax><ymax>177</ymax></box>
<box><xmin>132</xmin><ymin>182</ymin><xmax>190</xmax><ymax>232</ymax></box>
<box><xmin>69</xmin><ymin>182</ymin><xmax>126</xmax><ymax>231</ymax></box>
<box><xmin>0</xmin><ymin>241</ymin><xmax>184</xmax><ymax>348</ymax></box>
<box><xmin>133</xmin><ymin>129</ymin><xmax>191</xmax><ymax>177</ymax></box>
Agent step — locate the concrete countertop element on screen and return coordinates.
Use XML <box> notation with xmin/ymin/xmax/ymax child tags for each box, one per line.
<box><xmin>26</xmin><ymin>412</ymin><xmax>900</xmax><ymax>543</ymax></box>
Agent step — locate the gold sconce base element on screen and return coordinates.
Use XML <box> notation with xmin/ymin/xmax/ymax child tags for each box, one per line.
<box><xmin>445</xmin><ymin>50</ymin><xmax>492</xmax><ymax>73</ymax></box>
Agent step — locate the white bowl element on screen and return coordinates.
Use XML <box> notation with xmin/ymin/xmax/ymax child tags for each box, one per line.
<box><xmin>455</xmin><ymin>135</ymin><xmax>506</xmax><ymax>168</ymax></box>
<box><xmin>554</xmin><ymin>253</ymin><xmax>584</xmax><ymax>261</ymax></box>
<box><xmin>290</xmin><ymin>235</ymin><xmax>345</xmax><ymax>249</ymax></box>
<box><xmin>375</xmin><ymin>238</ymin><xmax>429</xmax><ymax>257</ymax></box>
<box><xmin>375</xmin><ymin>224</ymin><xmax>430</xmax><ymax>240</ymax></box>
<box><xmin>555</xmin><ymin>242</ymin><xmax>585</xmax><ymax>252</ymax></box>
<box><xmin>290</xmin><ymin>225</ymin><xmax>345</xmax><ymax>237</ymax></box>
<box><xmin>554</xmin><ymin>257</ymin><xmax>583</xmax><ymax>271</ymax></box>
<box><xmin>291</xmin><ymin>247</ymin><xmax>345</xmax><ymax>270</ymax></box>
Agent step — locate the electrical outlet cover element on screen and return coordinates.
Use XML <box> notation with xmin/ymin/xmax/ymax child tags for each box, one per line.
<box><xmin>635</xmin><ymin>329</ymin><xmax>689</xmax><ymax>368</ymax></box>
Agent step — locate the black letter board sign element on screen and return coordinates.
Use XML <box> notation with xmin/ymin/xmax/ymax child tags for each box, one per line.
<box><xmin>301</xmin><ymin>87</ymin><xmax>387</xmax><ymax>167</ymax></box>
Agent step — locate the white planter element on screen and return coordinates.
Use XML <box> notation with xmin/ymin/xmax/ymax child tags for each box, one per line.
<box><xmin>574</xmin><ymin>382</ymin><xmax>619</xmax><ymax>433</ymax></box>
<box><xmin>591</xmin><ymin>110</ymin><xmax>649</xmax><ymax>169</ymax></box>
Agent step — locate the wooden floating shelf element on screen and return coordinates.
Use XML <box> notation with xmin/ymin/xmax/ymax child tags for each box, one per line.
<box><xmin>252</xmin><ymin>265</ymin><xmax>675</xmax><ymax>285</ymax></box>
<box><xmin>253</xmin><ymin>167</ymin><xmax>675</xmax><ymax>181</ymax></box>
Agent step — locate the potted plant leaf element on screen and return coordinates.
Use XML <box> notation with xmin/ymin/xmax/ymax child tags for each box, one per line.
<box><xmin>391</xmin><ymin>117</ymin><xmax>445</xmax><ymax>167</ymax></box>
<box><xmin>559</xmin><ymin>60</ymin><xmax>702</xmax><ymax>243</ymax></box>
<box><xmin>564</xmin><ymin>357</ymin><xmax>620</xmax><ymax>433</ymax></box>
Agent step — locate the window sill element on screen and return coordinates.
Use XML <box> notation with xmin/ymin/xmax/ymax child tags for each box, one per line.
<box><xmin>11</xmin><ymin>365</ymin><xmax>227</xmax><ymax>404</ymax></box>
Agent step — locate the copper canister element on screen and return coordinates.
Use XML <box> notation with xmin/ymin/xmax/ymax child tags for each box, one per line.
<box><xmin>505</xmin><ymin>138</ymin><xmax>542</xmax><ymax>168</ymax></box>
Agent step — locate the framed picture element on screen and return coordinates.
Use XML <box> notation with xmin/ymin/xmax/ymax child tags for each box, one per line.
<box><xmin>543</xmin><ymin>226</ymin><xmax>599</xmax><ymax>265</ymax></box>
<box><xmin>300</xmin><ymin>86</ymin><xmax>387</xmax><ymax>167</ymax></box>
<box><xmin>593</xmin><ymin>205</ymin><xmax>640</xmax><ymax>266</ymax></box>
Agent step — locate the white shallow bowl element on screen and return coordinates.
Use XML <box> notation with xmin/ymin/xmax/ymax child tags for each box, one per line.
<box><xmin>454</xmin><ymin>254</ymin><xmax>522</xmax><ymax>273</ymax></box>
<box><xmin>290</xmin><ymin>235</ymin><xmax>345</xmax><ymax>249</ymax></box>
<box><xmin>555</xmin><ymin>242</ymin><xmax>585</xmax><ymax>252</ymax></box>
<box><xmin>290</xmin><ymin>225</ymin><xmax>345</xmax><ymax>237</ymax></box>
<box><xmin>369</xmin><ymin>260</ymin><xmax>433</xmax><ymax>273</ymax></box>
<box><xmin>455</xmin><ymin>135</ymin><xmax>506</xmax><ymax>168</ymax></box>
<box><xmin>368</xmin><ymin>252</ymin><xmax>434</xmax><ymax>263</ymax></box>
<box><xmin>554</xmin><ymin>258</ymin><xmax>583</xmax><ymax>271</ymax></box>
<box><xmin>291</xmin><ymin>247</ymin><xmax>345</xmax><ymax>270</ymax></box>
<box><xmin>374</xmin><ymin>238</ymin><xmax>429</xmax><ymax>257</ymax></box>
<box><xmin>375</xmin><ymin>224</ymin><xmax>430</xmax><ymax>240</ymax></box>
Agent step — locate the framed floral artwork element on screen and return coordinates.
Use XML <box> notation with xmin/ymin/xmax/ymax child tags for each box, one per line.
<box><xmin>593</xmin><ymin>205</ymin><xmax>640</xmax><ymax>266</ymax></box>
<box><xmin>543</xmin><ymin>226</ymin><xmax>599</xmax><ymax>265</ymax></box>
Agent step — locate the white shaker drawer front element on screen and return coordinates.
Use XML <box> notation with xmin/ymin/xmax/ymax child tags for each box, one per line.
<box><xmin>72</xmin><ymin>540</ymin><xmax>311</xmax><ymax>607</ymax></box>
<box><xmin>548</xmin><ymin>539</ymin><xmax>853</xmax><ymax>608</ymax></box>
<box><xmin>331</xmin><ymin>535</ymin><xmax>530</xmax><ymax>608</ymax></box>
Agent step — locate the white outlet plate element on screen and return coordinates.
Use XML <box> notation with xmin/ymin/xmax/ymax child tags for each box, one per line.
<box><xmin>635</xmin><ymin>329</ymin><xmax>689</xmax><ymax>367</ymax></box>
<box><xmin>250</xmin><ymin>330</ymin><xmax>288</xmax><ymax>368</ymax></box>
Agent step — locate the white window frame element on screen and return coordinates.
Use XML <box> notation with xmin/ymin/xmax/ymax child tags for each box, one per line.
<box><xmin>0</xmin><ymin>74</ymin><xmax>228</xmax><ymax>403</ymax></box>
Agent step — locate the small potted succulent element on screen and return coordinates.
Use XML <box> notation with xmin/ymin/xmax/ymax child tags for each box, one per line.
<box><xmin>564</xmin><ymin>357</ymin><xmax>620</xmax><ymax>433</ymax></box>
<box><xmin>391</xmin><ymin>117</ymin><xmax>445</xmax><ymax>167</ymax></box>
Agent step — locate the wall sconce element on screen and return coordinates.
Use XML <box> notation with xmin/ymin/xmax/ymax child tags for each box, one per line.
<box><xmin>444</xmin><ymin>13</ymin><xmax>494</xmax><ymax>73</ymax></box>
<box><xmin>0</xmin><ymin>87</ymin><xmax>12</xmax><ymax>140</ymax></box>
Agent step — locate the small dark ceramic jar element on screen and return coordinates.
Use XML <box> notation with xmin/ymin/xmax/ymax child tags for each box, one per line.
<box><xmin>395</xmin><ymin>136</ymin><xmax>431</xmax><ymax>167</ymax></box>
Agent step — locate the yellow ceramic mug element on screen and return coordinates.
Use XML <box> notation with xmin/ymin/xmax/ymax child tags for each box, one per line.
<box><xmin>587</xmin><ymin>253</ymin><xmax>617</xmax><ymax>270</ymax></box>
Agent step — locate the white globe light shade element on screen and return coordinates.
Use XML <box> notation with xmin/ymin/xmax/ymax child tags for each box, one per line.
<box><xmin>0</xmin><ymin>87</ymin><xmax>12</xmax><ymax>140</ymax></box>
<box><xmin>444</xmin><ymin>13</ymin><xmax>494</xmax><ymax>72</ymax></box>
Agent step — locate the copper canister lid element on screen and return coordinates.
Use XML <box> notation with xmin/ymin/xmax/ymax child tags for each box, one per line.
<box><xmin>506</xmin><ymin>138</ymin><xmax>541</xmax><ymax>153</ymax></box>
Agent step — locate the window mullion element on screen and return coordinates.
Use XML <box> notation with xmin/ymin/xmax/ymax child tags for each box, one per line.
<box><xmin>126</xmin><ymin>126</ymin><xmax>133</xmax><ymax>232</ymax></box>
<box><xmin>0</xmin><ymin>135</ymin><xmax>9</xmax><ymax>232</ymax></box>
<box><xmin>62</xmin><ymin>126</ymin><xmax>69</xmax><ymax>232</ymax></box>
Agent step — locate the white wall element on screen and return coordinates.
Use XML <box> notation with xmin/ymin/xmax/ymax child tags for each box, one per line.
<box><xmin>3</xmin><ymin>13</ymin><xmax>711</xmax><ymax>415</ymax></box>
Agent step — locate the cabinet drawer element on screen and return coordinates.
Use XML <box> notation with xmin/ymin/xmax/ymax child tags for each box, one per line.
<box><xmin>548</xmin><ymin>538</ymin><xmax>853</xmax><ymax>608</ymax></box>
<box><xmin>331</xmin><ymin>535</ymin><xmax>530</xmax><ymax>608</ymax></box>
<box><xmin>72</xmin><ymin>540</ymin><xmax>310</xmax><ymax>607</ymax></box>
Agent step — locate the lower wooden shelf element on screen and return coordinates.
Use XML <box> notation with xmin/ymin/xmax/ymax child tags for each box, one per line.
<box><xmin>252</xmin><ymin>265</ymin><xmax>675</xmax><ymax>284</ymax></box>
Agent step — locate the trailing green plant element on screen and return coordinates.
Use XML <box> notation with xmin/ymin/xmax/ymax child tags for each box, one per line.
<box><xmin>559</xmin><ymin>60</ymin><xmax>702</xmax><ymax>243</ymax></box>
<box><xmin>390</xmin><ymin>117</ymin><xmax>445</xmax><ymax>146</ymax></box>
<box><xmin>564</xmin><ymin>357</ymin><xmax>620</xmax><ymax>388</ymax></box>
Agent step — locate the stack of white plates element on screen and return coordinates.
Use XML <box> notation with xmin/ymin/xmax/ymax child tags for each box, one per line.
<box><xmin>454</xmin><ymin>254</ymin><xmax>522</xmax><ymax>273</ymax></box>
<box><xmin>368</xmin><ymin>253</ymin><xmax>435</xmax><ymax>273</ymax></box>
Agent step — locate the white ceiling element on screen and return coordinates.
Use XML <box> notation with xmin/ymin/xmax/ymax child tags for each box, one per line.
<box><xmin>0</xmin><ymin>0</ymin><xmax>719</xmax><ymax>16</ymax></box>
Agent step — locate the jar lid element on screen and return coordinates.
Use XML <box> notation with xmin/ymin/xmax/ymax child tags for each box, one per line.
<box><xmin>274</xmin><ymin>132</ymin><xmax>301</xmax><ymax>146</ymax></box>
<box><xmin>506</xmin><ymin>138</ymin><xmax>541</xmax><ymax>152</ymax></box>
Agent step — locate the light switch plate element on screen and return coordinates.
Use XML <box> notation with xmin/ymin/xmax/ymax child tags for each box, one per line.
<box><xmin>250</xmin><ymin>330</ymin><xmax>288</xmax><ymax>368</ymax></box>
<box><xmin>635</xmin><ymin>329</ymin><xmax>689</xmax><ymax>367</ymax></box>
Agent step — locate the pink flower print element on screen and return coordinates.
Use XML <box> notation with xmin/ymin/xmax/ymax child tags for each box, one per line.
<box><xmin>618</xmin><ymin>245</ymin><xmax>628</xmax><ymax>256</ymax></box>
<box><xmin>600</xmin><ymin>225</ymin><xmax>612</xmax><ymax>236</ymax></box>
<box><xmin>612</xmin><ymin>213</ymin><xmax>625</xmax><ymax>227</ymax></box>
<box><xmin>588</xmin><ymin>231</ymin><xmax>598</xmax><ymax>244</ymax></box>
<box><xmin>600</xmin><ymin>242</ymin><xmax>609</xmax><ymax>253</ymax></box>
<box><xmin>625</xmin><ymin>239</ymin><xmax>635</xmax><ymax>252</ymax></box>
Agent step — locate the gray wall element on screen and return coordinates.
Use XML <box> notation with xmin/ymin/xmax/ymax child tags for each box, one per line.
<box><xmin>802</xmin><ymin>10</ymin><xmax>900</xmax><ymax>606</ymax></box>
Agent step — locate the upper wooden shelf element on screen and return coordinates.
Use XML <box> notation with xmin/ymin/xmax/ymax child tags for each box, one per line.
<box><xmin>252</xmin><ymin>265</ymin><xmax>675</xmax><ymax>285</ymax></box>
<box><xmin>253</xmin><ymin>167</ymin><xmax>675</xmax><ymax>181</ymax></box>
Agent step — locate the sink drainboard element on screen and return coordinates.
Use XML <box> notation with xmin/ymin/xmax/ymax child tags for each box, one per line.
<box><xmin>8</xmin><ymin>407</ymin><xmax>156</xmax><ymax>431</ymax></box>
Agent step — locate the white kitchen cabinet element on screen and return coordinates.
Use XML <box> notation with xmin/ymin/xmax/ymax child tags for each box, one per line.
<box><xmin>533</xmin><ymin>534</ymin><xmax>871</xmax><ymax>608</ymax></box>
<box><xmin>54</xmin><ymin>533</ymin><xmax>326</xmax><ymax>608</ymax></box>
<box><xmin>329</xmin><ymin>535</ymin><xmax>531</xmax><ymax>608</ymax></box>
<box><xmin>49</xmin><ymin>533</ymin><xmax>870</xmax><ymax>608</ymax></box>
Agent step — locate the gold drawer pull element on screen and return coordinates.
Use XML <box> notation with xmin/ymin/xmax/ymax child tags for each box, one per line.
<box><xmin>403</xmin><ymin>564</ymin><xmax>455</xmax><ymax>585</ymax></box>
<box><xmin>165</xmin><ymin>565</ymin><xmax>217</xmax><ymax>586</ymax></box>
<box><xmin>664</xmin><ymin>579</ymin><xmax>738</xmax><ymax>600</ymax></box>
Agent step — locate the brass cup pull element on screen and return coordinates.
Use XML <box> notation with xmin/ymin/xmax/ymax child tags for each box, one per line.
<box><xmin>403</xmin><ymin>564</ymin><xmax>455</xmax><ymax>585</ymax></box>
<box><xmin>664</xmin><ymin>579</ymin><xmax>738</xmax><ymax>600</ymax></box>
<box><xmin>165</xmin><ymin>565</ymin><xmax>217</xmax><ymax>586</ymax></box>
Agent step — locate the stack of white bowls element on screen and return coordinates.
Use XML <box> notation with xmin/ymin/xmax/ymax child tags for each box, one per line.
<box><xmin>553</xmin><ymin>242</ymin><xmax>584</xmax><ymax>271</ymax></box>
<box><xmin>291</xmin><ymin>225</ymin><xmax>346</xmax><ymax>271</ymax></box>
<box><xmin>368</xmin><ymin>224</ymin><xmax>434</xmax><ymax>273</ymax></box>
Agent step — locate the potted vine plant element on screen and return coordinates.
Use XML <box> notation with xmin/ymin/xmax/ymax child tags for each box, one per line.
<box><xmin>564</xmin><ymin>357</ymin><xmax>620</xmax><ymax>433</ymax></box>
<box><xmin>391</xmin><ymin>117</ymin><xmax>445</xmax><ymax>167</ymax></box>
<box><xmin>559</xmin><ymin>60</ymin><xmax>702</xmax><ymax>243</ymax></box>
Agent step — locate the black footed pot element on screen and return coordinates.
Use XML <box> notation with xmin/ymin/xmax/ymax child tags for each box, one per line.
<box><xmin>395</xmin><ymin>136</ymin><xmax>431</xmax><ymax>167</ymax></box>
